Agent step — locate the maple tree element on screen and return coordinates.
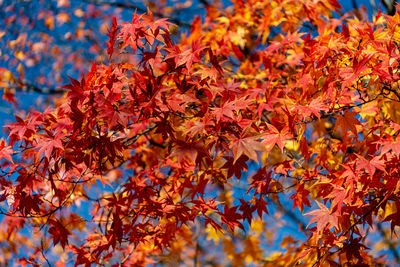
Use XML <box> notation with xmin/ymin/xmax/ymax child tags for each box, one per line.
<box><xmin>2</xmin><ymin>0</ymin><xmax>400</xmax><ymax>266</ymax></box>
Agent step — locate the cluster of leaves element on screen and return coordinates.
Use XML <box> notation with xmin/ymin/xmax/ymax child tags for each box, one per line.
<box><xmin>0</xmin><ymin>0</ymin><xmax>195</xmax><ymax>102</ymax></box>
<box><xmin>1</xmin><ymin>0</ymin><xmax>400</xmax><ymax>266</ymax></box>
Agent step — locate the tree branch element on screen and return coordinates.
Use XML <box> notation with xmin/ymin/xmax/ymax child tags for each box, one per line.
<box><xmin>119</xmin><ymin>245</ymin><xmax>136</xmax><ymax>266</ymax></box>
<box><xmin>81</xmin><ymin>0</ymin><xmax>191</xmax><ymax>27</ymax></box>
<box><xmin>382</xmin><ymin>0</ymin><xmax>398</xmax><ymax>16</ymax></box>
<box><xmin>4</xmin><ymin>82</ymin><xmax>65</xmax><ymax>94</ymax></box>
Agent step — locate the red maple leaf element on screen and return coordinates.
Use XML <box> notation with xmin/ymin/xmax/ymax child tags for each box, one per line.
<box><xmin>306</xmin><ymin>201</ymin><xmax>338</xmax><ymax>232</ymax></box>
<box><xmin>334</xmin><ymin>111</ymin><xmax>361</xmax><ymax>137</ymax></box>
<box><xmin>0</xmin><ymin>139</ymin><xmax>14</xmax><ymax>163</ymax></box>
<box><xmin>34</xmin><ymin>132</ymin><xmax>64</xmax><ymax>160</ymax></box>
<box><xmin>289</xmin><ymin>183</ymin><xmax>311</xmax><ymax>213</ymax></box>
<box><xmin>48</xmin><ymin>219</ymin><xmax>71</xmax><ymax>249</ymax></box>
<box><xmin>106</xmin><ymin>16</ymin><xmax>118</xmax><ymax>61</ymax></box>
<box><xmin>230</xmin><ymin>135</ymin><xmax>264</xmax><ymax>163</ymax></box>
<box><xmin>261</xmin><ymin>124</ymin><xmax>292</xmax><ymax>152</ymax></box>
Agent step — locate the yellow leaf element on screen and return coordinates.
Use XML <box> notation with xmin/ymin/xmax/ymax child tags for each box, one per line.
<box><xmin>265</xmin><ymin>251</ymin><xmax>283</xmax><ymax>262</ymax></box>
<box><xmin>222</xmin><ymin>237</ymin><xmax>235</xmax><ymax>256</ymax></box>
<box><xmin>205</xmin><ymin>224</ymin><xmax>223</xmax><ymax>243</ymax></box>
<box><xmin>17</xmin><ymin>63</ymin><xmax>23</xmax><ymax>77</ymax></box>
<box><xmin>219</xmin><ymin>190</ymin><xmax>234</xmax><ymax>206</ymax></box>
<box><xmin>243</xmin><ymin>235</ymin><xmax>262</xmax><ymax>264</ymax></box>
<box><xmin>231</xmin><ymin>27</ymin><xmax>248</xmax><ymax>48</ymax></box>
<box><xmin>281</xmin><ymin>235</ymin><xmax>296</xmax><ymax>248</ymax></box>
<box><xmin>216</xmin><ymin>16</ymin><xmax>230</xmax><ymax>25</ymax></box>
<box><xmin>45</xmin><ymin>16</ymin><xmax>55</xmax><ymax>30</ymax></box>
<box><xmin>15</xmin><ymin>50</ymin><xmax>24</xmax><ymax>60</ymax></box>
<box><xmin>359</xmin><ymin>101</ymin><xmax>379</xmax><ymax>118</ymax></box>
<box><xmin>380</xmin><ymin>201</ymin><xmax>397</xmax><ymax>221</ymax></box>
<box><xmin>284</xmin><ymin>139</ymin><xmax>299</xmax><ymax>151</ymax></box>
<box><xmin>250</xmin><ymin>218</ymin><xmax>265</xmax><ymax>237</ymax></box>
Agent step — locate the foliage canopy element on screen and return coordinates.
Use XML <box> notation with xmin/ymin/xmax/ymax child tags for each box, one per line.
<box><xmin>1</xmin><ymin>0</ymin><xmax>400</xmax><ymax>266</ymax></box>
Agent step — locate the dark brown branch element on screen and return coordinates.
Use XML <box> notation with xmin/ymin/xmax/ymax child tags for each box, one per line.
<box><xmin>81</xmin><ymin>0</ymin><xmax>191</xmax><ymax>27</ymax></box>
<box><xmin>40</xmin><ymin>239</ymin><xmax>52</xmax><ymax>267</ymax></box>
<box><xmin>199</xmin><ymin>0</ymin><xmax>210</xmax><ymax>7</ymax></box>
<box><xmin>123</xmin><ymin>124</ymin><xmax>158</xmax><ymax>147</ymax></box>
<box><xmin>194</xmin><ymin>241</ymin><xmax>200</xmax><ymax>267</ymax></box>
<box><xmin>4</xmin><ymin>82</ymin><xmax>66</xmax><ymax>95</ymax></box>
<box><xmin>382</xmin><ymin>0</ymin><xmax>398</xmax><ymax>16</ymax></box>
<box><xmin>352</xmin><ymin>0</ymin><xmax>358</xmax><ymax>10</ymax></box>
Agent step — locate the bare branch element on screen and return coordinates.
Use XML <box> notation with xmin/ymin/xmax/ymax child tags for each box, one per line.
<box><xmin>81</xmin><ymin>0</ymin><xmax>191</xmax><ymax>27</ymax></box>
<box><xmin>3</xmin><ymin>81</ymin><xmax>65</xmax><ymax>95</ymax></box>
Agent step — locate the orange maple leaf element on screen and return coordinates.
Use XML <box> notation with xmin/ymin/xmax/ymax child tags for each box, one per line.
<box><xmin>334</xmin><ymin>111</ymin><xmax>361</xmax><ymax>137</ymax></box>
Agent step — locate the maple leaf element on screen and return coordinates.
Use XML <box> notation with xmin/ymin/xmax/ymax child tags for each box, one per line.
<box><xmin>231</xmin><ymin>135</ymin><xmax>265</xmax><ymax>163</ymax></box>
<box><xmin>213</xmin><ymin>97</ymin><xmax>252</xmax><ymax>122</ymax></box>
<box><xmin>222</xmin><ymin>155</ymin><xmax>248</xmax><ymax>179</ymax></box>
<box><xmin>185</xmin><ymin>120</ymin><xmax>208</xmax><ymax>137</ymax></box>
<box><xmin>208</xmin><ymin>48</ymin><xmax>224</xmax><ymax>74</ymax></box>
<box><xmin>355</xmin><ymin>155</ymin><xmax>386</xmax><ymax>176</ymax></box>
<box><xmin>170</xmin><ymin>140</ymin><xmax>210</xmax><ymax>166</ymax></box>
<box><xmin>6</xmin><ymin>115</ymin><xmax>37</xmax><ymax>146</ymax></box>
<box><xmin>261</xmin><ymin>124</ymin><xmax>292</xmax><ymax>152</ymax></box>
<box><xmin>379</xmin><ymin>138</ymin><xmax>400</xmax><ymax>156</ymax></box>
<box><xmin>289</xmin><ymin>183</ymin><xmax>311</xmax><ymax>213</ymax></box>
<box><xmin>106</xmin><ymin>16</ymin><xmax>118</xmax><ymax>61</ymax></box>
<box><xmin>195</xmin><ymin>67</ymin><xmax>219</xmax><ymax>82</ymax></box>
<box><xmin>326</xmin><ymin>184</ymin><xmax>347</xmax><ymax>213</ymax></box>
<box><xmin>34</xmin><ymin>132</ymin><xmax>64</xmax><ymax>160</ymax></box>
<box><xmin>0</xmin><ymin>139</ymin><xmax>14</xmax><ymax>163</ymax></box>
<box><xmin>48</xmin><ymin>219</ymin><xmax>71</xmax><ymax>249</ymax></box>
<box><xmin>254</xmin><ymin>197</ymin><xmax>270</xmax><ymax>218</ymax></box>
<box><xmin>231</xmin><ymin>44</ymin><xmax>244</xmax><ymax>61</ymax></box>
<box><xmin>334</xmin><ymin>111</ymin><xmax>361</xmax><ymax>137</ymax></box>
<box><xmin>239</xmin><ymin>198</ymin><xmax>255</xmax><ymax>224</ymax></box>
<box><xmin>295</xmin><ymin>98</ymin><xmax>328</xmax><ymax>119</ymax></box>
<box><xmin>248</xmin><ymin>168</ymin><xmax>272</xmax><ymax>195</ymax></box>
<box><xmin>339</xmin><ymin>55</ymin><xmax>371</xmax><ymax>85</ymax></box>
<box><xmin>177</xmin><ymin>39</ymin><xmax>206</xmax><ymax>70</ymax></box>
<box><xmin>118</xmin><ymin>19</ymin><xmax>146</xmax><ymax>52</ymax></box>
<box><xmin>219</xmin><ymin>205</ymin><xmax>244</xmax><ymax>231</ymax></box>
<box><xmin>306</xmin><ymin>201</ymin><xmax>338</xmax><ymax>233</ymax></box>
<box><xmin>256</xmin><ymin>101</ymin><xmax>274</xmax><ymax>119</ymax></box>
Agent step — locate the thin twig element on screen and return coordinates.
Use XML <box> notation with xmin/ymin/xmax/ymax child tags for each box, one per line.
<box><xmin>119</xmin><ymin>245</ymin><xmax>136</xmax><ymax>266</ymax></box>
<box><xmin>41</xmin><ymin>239</ymin><xmax>52</xmax><ymax>267</ymax></box>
